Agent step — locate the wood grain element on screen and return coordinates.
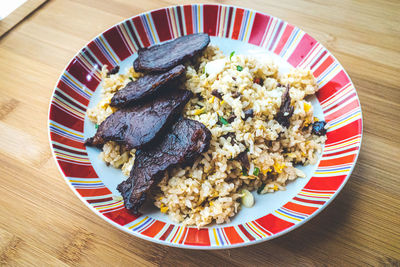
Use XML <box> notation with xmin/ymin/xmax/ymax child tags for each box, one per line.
<box><xmin>0</xmin><ymin>0</ymin><xmax>399</xmax><ymax>265</ymax></box>
<box><xmin>0</xmin><ymin>0</ymin><xmax>48</xmax><ymax>37</ymax></box>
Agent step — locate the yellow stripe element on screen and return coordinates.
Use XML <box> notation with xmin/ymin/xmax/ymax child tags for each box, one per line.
<box><xmin>243</xmin><ymin>11</ymin><xmax>253</xmax><ymax>41</ymax></box>
<box><xmin>300</xmin><ymin>192</ymin><xmax>332</xmax><ymax>197</ymax></box>
<box><xmin>318</xmin><ymin>65</ymin><xmax>341</xmax><ymax>86</ymax></box>
<box><xmin>213</xmin><ymin>229</ymin><xmax>220</xmax><ymax>246</ymax></box>
<box><xmin>53</xmin><ymin>98</ymin><xmax>84</xmax><ymax>117</ymax></box>
<box><xmin>324</xmin><ymin>138</ymin><xmax>360</xmax><ymax>151</ymax></box>
<box><xmin>247</xmin><ymin>222</ymin><xmax>266</xmax><ymax>237</ymax></box>
<box><xmin>69</xmin><ymin>180</ymin><xmax>102</xmax><ymax>183</ymax></box>
<box><xmin>146</xmin><ymin>14</ymin><xmax>158</xmax><ymax>43</ymax></box>
<box><xmin>50</xmin><ymin>122</ymin><xmax>84</xmax><ymax>138</ymax></box>
<box><xmin>331</xmin><ymin>113</ymin><xmax>361</xmax><ymax>129</ymax></box>
<box><xmin>99</xmin><ymin>37</ymin><xmax>118</xmax><ymax>63</ymax></box>
<box><xmin>275</xmin><ymin>210</ymin><xmax>301</xmax><ymax>221</ymax></box>
<box><xmin>316</xmin><ymin>169</ymin><xmax>349</xmax><ymax>174</ymax></box>
<box><xmin>55</xmin><ymin>153</ymin><xmax>90</xmax><ymax>162</ymax></box>
<box><xmin>173</xmin><ymin>226</ymin><xmax>184</xmax><ymax>243</ymax></box>
<box><xmin>128</xmin><ymin>216</ymin><xmax>148</xmax><ymax>229</ymax></box>
<box><xmin>95</xmin><ymin>202</ymin><xmax>123</xmax><ymax>210</ymax></box>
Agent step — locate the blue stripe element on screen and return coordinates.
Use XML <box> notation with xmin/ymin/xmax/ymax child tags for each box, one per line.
<box><xmin>132</xmin><ymin>218</ymin><xmax>153</xmax><ymax>232</ymax></box>
<box><xmin>216</xmin><ymin>228</ymin><xmax>225</xmax><ymax>245</ymax></box>
<box><xmin>278</xmin><ymin>209</ymin><xmax>306</xmax><ymax>220</ymax></box>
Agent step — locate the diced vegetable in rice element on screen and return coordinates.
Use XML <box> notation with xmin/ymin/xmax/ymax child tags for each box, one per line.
<box><xmin>87</xmin><ymin>46</ymin><xmax>326</xmax><ymax>227</ymax></box>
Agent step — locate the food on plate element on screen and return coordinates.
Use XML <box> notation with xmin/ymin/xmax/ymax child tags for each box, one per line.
<box><xmin>110</xmin><ymin>65</ymin><xmax>185</xmax><ymax>108</ymax></box>
<box><xmin>85</xmin><ymin>89</ymin><xmax>192</xmax><ymax>149</ymax></box>
<box><xmin>133</xmin><ymin>33</ymin><xmax>210</xmax><ymax>72</ymax></box>
<box><xmin>117</xmin><ymin>117</ymin><xmax>211</xmax><ymax>213</ymax></box>
<box><xmin>86</xmin><ymin>33</ymin><xmax>328</xmax><ymax>227</ymax></box>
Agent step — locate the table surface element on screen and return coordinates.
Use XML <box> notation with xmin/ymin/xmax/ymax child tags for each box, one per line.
<box><xmin>0</xmin><ymin>0</ymin><xmax>399</xmax><ymax>266</ymax></box>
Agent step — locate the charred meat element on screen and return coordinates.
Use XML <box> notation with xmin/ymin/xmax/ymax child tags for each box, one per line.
<box><xmin>133</xmin><ymin>33</ymin><xmax>210</xmax><ymax>73</ymax></box>
<box><xmin>117</xmin><ymin>118</ymin><xmax>211</xmax><ymax>213</ymax></box>
<box><xmin>110</xmin><ymin>65</ymin><xmax>185</xmax><ymax>108</ymax></box>
<box><xmin>276</xmin><ymin>85</ymin><xmax>294</xmax><ymax>128</ymax></box>
<box><xmin>85</xmin><ymin>89</ymin><xmax>192</xmax><ymax>149</ymax></box>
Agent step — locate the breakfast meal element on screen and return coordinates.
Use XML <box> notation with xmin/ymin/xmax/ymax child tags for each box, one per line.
<box><xmin>85</xmin><ymin>33</ymin><xmax>327</xmax><ymax>227</ymax></box>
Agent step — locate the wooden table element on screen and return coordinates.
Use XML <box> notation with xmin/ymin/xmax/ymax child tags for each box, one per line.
<box><xmin>1</xmin><ymin>0</ymin><xmax>399</xmax><ymax>265</ymax></box>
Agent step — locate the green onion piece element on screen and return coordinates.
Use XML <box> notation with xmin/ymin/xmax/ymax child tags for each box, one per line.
<box><xmin>230</xmin><ymin>51</ymin><xmax>235</xmax><ymax>60</ymax></box>
<box><xmin>129</xmin><ymin>77</ymin><xmax>134</xmax><ymax>82</ymax></box>
<box><xmin>219</xmin><ymin>116</ymin><xmax>229</xmax><ymax>125</ymax></box>
<box><xmin>242</xmin><ymin>167</ymin><xmax>248</xmax><ymax>176</ymax></box>
<box><xmin>95</xmin><ymin>124</ymin><xmax>99</xmax><ymax>129</ymax></box>
<box><xmin>257</xmin><ymin>183</ymin><xmax>266</xmax><ymax>194</ymax></box>
<box><xmin>236</xmin><ymin>65</ymin><xmax>243</xmax><ymax>71</ymax></box>
<box><xmin>202</xmin><ymin>66</ymin><xmax>206</xmax><ymax>74</ymax></box>
<box><xmin>253</xmin><ymin>167</ymin><xmax>260</xmax><ymax>176</ymax></box>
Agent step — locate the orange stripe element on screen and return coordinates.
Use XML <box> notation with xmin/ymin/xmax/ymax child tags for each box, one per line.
<box><xmin>141</xmin><ymin>220</ymin><xmax>166</xmax><ymax>238</ymax></box>
<box><xmin>314</xmin><ymin>55</ymin><xmax>334</xmax><ymax>77</ymax></box>
<box><xmin>319</xmin><ymin>154</ymin><xmax>356</xmax><ymax>167</ymax></box>
<box><xmin>231</xmin><ymin>8</ymin><xmax>244</xmax><ymax>40</ymax></box>
<box><xmin>223</xmin><ymin>226</ymin><xmax>244</xmax><ymax>244</ymax></box>
<box><xmin>283</xmin><ymin>202</ymin><xmax>318</xmax><ymax>215</ymax></box>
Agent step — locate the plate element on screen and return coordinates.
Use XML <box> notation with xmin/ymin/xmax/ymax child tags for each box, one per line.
<box><xmin>48</xmin><ymin>4</ymin><xmax>362</xmax><ymax>249</ymax></box>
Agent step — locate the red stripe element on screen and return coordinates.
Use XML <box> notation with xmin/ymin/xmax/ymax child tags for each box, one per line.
<box><xmin>323</xmin><ymin>91</ymin><xmax>355</xmax><ymax>113</ymax></box>
<box><xmin>86</xmin><ymin>197</ymin><xmax>113</xmax><ymax>204</ymax></box>
<box><xmin>237</xmin><ymin>224</ymin><xmax>255</xmax><ymax>241</ymax></box>
<box><xmin>49</xmin><ymin>105</ymin><xmax>83</xmax><ymax>130</ymax></box>
<box><xmin>183</xmin><ymin>5</ymin><xmax>193</xmax><ymax>35</ymax></box>
<box><xmin>268</xmin><ymin>21</ymin><xmax>283</xmax><ymax>50</ymax></box>
<box><xmin>293</xmin><ymin>196</ymin><xmax>326</xmax><ymax>205</ymax></box>
<box><xmin>225</xmin><ymin>7</ymin><xmax>234</xmax><ymax>38</ymax></box>
<box><xmin>304</xmin><ymin>175</ymin><xmax>347</xmax><ymax>191</ymax></box>
<box><xmin>231</xmin><ymin>8</ymin><xmax>244</xmax><ymax>40</ymax></box>
<box><xmin>248</xmin><ymin>13</ymin><xmax>270</xmax><ymax>46</ymax></box>
<box><xmin>52</xmin><ymin>144</ymin><xmax>87</xmax><ymax>156</ymax></box>
<box><xmin>103</xmin><ymin>208</ymin><xmax>139</xmax><ymax>226</ymax></box>
<box><xmin>183</xmin><ymin>228</ymin><xmax>210</xmax><ymax>246</ymax></box>
<box><xmin>87</xmin><ymin>41</ymin><xmax>113</xmax><ymax>67</ymax></box>
<box><xmin>255</xmin><ymin>214</ymin><xmax>294</xmax><ymax>234</ymax></box>
<box><xmin>176</xmin><ymin>6</ymin><xmax>184</xmax><ymax>36</ymax></box>
<box><xmin>66</xmin><ymin>59</ymin><xmax>100</xmax><ymax>91</ymax></box>
<box><xmin>58</xmin><ymin>160</ymin><xmax>97</xmax><ymax>178</ymax></box>
<box><xmin>132</xmin><ymin>16</ymin><xmax>150</xmax><ymax>48</ymax></box>
<box><xmin>103</xmin><ymin>26</ymin><xmax>131</xmax><ymax>61</ymax></box>
<box><xmin>323</xmin><ymin>145</ymin><xmax>359</xmax><ymax>156</ymax></box>
<box><xmin>151</xmin><ymin>9</ymin><xmax>172</xmax><ymax>42</ymax></box>
<box><xmin>49</xmin><ymin>132</ymin><xmax>84</xmax><ymax>149</ymax></box>
<box><xmin>326</xmin><ymin>120</ymin><xmax>362</xmax><ymax>145</ymax></box>
<box><xmin>317</xmin><ymin>70</ymin><xmax>351</xmax><ymax>102</ymax></box>
<box><xmin>203</xmin><ymin>5</ymin><xmax>219</xmax><ymax>36</ymax></box>
<box><xmin>287</xmin><ymin>34</ymin><xmax>316</xmax><ymax>67</ymax></box>
<box><xmin>54</xmin><ymin>90</ymin><xmax>85</xmax><ymax>113</ymax></box>
<box><xmin>159</xmin><ymin>225</ymin><xmax>174</xmax><ymax>241</ymax></box>
<box><xmin>124</xmin><ymin>20</ymin><xmax>141</xmax><ymax>51</ymax></box>
<box><xmin>56</xmin><ymin>80</ymin><xmax>89</xmax><ymax>106</ymax></box>
<box><xmin>310</xmin><ymin>50</ymin><xmax>327</xmax><ymax>70</ymax></box>
<box><xmin>274</xmin><ymin>24</ymin><xmax>294</xmax><ymax>55</ymax></box>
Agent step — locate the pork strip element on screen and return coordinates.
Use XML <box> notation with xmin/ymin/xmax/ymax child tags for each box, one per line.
<box><xmin>110</xmin><ymin>65</ymin><xmax>185</xmax><ymax>108</ymax></box>
<box><xmin>133</xmin><ymin>33</ymin><xmax>210</xmax><ymax>73</ymax></box>
<box><xmin>85</xmin><ymin>89</ymin><xmax>192</xmax><ymax>149</ymax></box>
<box><xmin>117</xmin><ymin>118</ymin><xmax>211</xmax><ymax>213</ymax></box>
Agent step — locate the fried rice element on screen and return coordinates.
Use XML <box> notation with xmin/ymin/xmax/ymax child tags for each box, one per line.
<box><xmin>87</xmin><ymin>45</ymin><xmax>326</xmax><ymax>227</ymax></box>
